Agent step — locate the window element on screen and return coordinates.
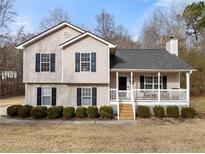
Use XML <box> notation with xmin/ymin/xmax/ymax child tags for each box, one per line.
<box><xmin>81</xmin><ymin>88</ymin><xmax>92</xmax><ymax>105</ymax></box>
<box><xmin>41</xmin><ymin>54</ymin><xmax>50</xmax><ymax>72</ymax></box>
<box><xmin>41</xmin><ymin>88</ymin><xmax>52</xmax><ymax>105</ymax></box>
<box><xmin>144</xmin><ymin>76</ymin><xmax>163</xmax><ymax>89</ymax></box>
<box><xmin>80</xmin><ymin>53</ymin><xmax>90</xmax><ymax>72</ymax></box>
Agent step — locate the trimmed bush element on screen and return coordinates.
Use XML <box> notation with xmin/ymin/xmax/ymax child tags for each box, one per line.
<box><xmin>99</xmin><ymin>106</ymin><xmax>113</xmax><ymax>119</ymax></box>
<box><xmin>181</xmin><ymin>107</ymin><xmax>196</xmax><ymax>118</ymax></box>
<box><xmin>7</xmin><ymin>105</ymin><xmax>22</xmax><ymax>117</ymax></box>
<box><xmin>87</xmin><ymin>106</ymin><xmax>98</xmax><ymax>119</ymax></box>
<box><xmin>166</xmin><ymin>106</ymin><xmax>179</xmax><ymax>118</ymax></box>
<box><xmin>47</xmin><ymin>106</ymin><xmax>64</xmax><ymax>119</ymax></box>
<box><xmin>153</xmin><ymin>106</ymin><xmax>165</xmax><ymax>118</ymax></box>
<box><xmin>137</xmin><ymin>106</ymin><xmax>151</xmax><ymax>118</ymax></box>
<box><xmin>63</xmin><ymin>107</ymin><xmax>75</xmax><ymax>119</ymax></box>
<box><xmin>31</xmin><ymin>106</ymin><xmax>47</xmax><ymax>119</ymax></box>
<box><xmin>18</xmin><ymin>105</ymin><xmax>33</xmax><ymax>118</ymax></box>
<box><xmin>76</xmin><ymin>107</ymin><xmax>87</xmax><ymax>118</ymax></box>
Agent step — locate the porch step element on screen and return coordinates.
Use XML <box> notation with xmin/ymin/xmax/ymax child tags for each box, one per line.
<box><xmin>119</xmin><ymin>104</ymin><xmax>134</xmax><ymax>120</ymax></box>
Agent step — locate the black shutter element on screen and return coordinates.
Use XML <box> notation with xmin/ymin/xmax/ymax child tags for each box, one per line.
<box><xmin>50</xmin><ymin>53</ymin><xmax>55</xmax><ymax>72</ymax></box>
<box><xmin>92</xmin><ymin>87</ymin><xmax>97</xmax><ymax>106</ymax></box>
<box><xmin>140</xmin><ymin>76</ymin><xmax>144</xmax><ymax>89</ymax></box>
<box><xmin>36</xmin><ymin>54</ymin><xmax>40</xmax><ymax>72</ymax></box>
<box><xmin>37</xmin><ymin>87</ymin><xmax>41</xmax><ymax>105</ymax></box>
<box><xmin>91</xmin><ymin>52</ymin><xmax>96</xmax><ymax>72</ymax></box>
<box><xmin>75</xmin><ymin>53</ymin><xmax>80</xmax><ymax>72</ymax></box>
<box><xmin>163</xmin><ymin>76</ymin><xmax>167</xmax><ymax>89</ymax></box>
<box><xmin>77</xmin><ymin>88</ymin><xmax>81</xmax><ymax>106</ymax></box>
<box><xmin>52</xmin><ymin>88</ymin><xmax>56</xmax><ymax>106</ymax></box>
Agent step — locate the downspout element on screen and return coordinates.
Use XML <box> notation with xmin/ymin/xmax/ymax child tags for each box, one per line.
<box><xmin>186</xmin><ymin>70</ymin><xmax>192</xmax><ymax>107</ymax></box>
<box><xmin>61</xmin><ymin>49</ymin><xmax>64</xmax><ymax>83</ymax></box>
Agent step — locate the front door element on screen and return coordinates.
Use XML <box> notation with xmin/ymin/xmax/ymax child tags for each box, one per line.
<box><xmin>119</xmin><ymin>77</ymin><xmax>127</xmax><ymax>90</ymax></box>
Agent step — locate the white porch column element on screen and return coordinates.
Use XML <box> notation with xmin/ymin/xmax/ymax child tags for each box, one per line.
<box><xmin>131</xmin><ymin>72</ymin><xmax>135</xmax><ymax>120</ymax></box>
<box><xmin>116</xmin><ymin>72</ymin><xmax>119</xmax><ymax>102</ymax></box>
<box><xmin>131</xmin><ymin>72</ymin><xmax>133</xmax><ymax>101</ymax></box>
<box><xmin>158</xmin><ymin>72</ymin><xmax>160</xmax><ymax>102</ymax></box>
<box><xmin>116</xmin><ymin>72</ymin><xmax>119</xmax><ymax>120</ymax></box>
<box><xmin>186</xmin><ymin>72</ymin><xmax>190</xmax><ymax>105</ymax></box>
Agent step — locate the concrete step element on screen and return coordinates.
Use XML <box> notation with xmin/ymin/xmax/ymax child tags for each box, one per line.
<box><xmin>120</xmin><ymin>117</ymin><xmax>134</xmax><ymax>120</ymax></box>
<box><xmin>120</xmin><ymin>110</ymin><xmax>133</xmax><ymax>113</ymax></box>
<box><xmin>120</xmin><ymin>104</ymin><xmax>132</xmax><ymax>107</ymax></box>
<box><xmin>120</xmin><ymin>113</ymin><xmax>133</xmax><ymax>116</ymax></box>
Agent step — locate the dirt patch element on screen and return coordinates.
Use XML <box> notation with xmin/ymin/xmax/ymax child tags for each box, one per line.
<box><xmin>0</xmin><ymin>118</ymin><xmax>205</xmax><ymax>152</ymax></box>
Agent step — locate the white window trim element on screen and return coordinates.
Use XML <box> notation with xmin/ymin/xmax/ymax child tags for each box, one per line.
<box><xmin>40</xmin><ymin>53</ymin><xmax>51</xmax><ymax>72</ymax></box>
<box><xmin>41</xmin><ymin>87</ymin><xmax>52</xmax><ymax>106</ymax></box>
<box><xmin>79</xmin><ymin>52</ymin><xmax>92</xmax><ymax>72</ymax></box>
<box><xmin>81</xmin><ymin>87</ymin><xmax>92</xmax><ymax>106</ymax></box>
<box><xmin>144</xmin><ymin>75</ymin><xmax>163</xmax><ymax>90</ymax></box>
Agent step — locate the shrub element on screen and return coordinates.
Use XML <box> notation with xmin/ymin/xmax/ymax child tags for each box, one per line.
<box><xmin>153</xmin><ymin>106</ymin><xmax>165</xmax><ymax>118</ymax></box>
<box><xmin>47</xmin><ymin>106</ymin><xmax>64</xmax><ymax>119</ymax></box>
<box><xmin>63</xmin><ymin>107</ymin><xmax>75</xmax><ymax>119</ymax></box>
<box><xmin>76</xmin><ymin>107</ymin><xmax>87</xmax><ymax>118</ymax></box>
<box><xmin>166</xmin><ymin>106</ymin><xmax>179</xmax><ymax>118</ymax></box>
<box><xmin>31</xmin><ymin>106</ymin><xmax>47</xmax><ymax>119</ymax></box>
<box><xmin>99</xmin><ymin>106</ymin><xmax>113</xmax><ymax>119</ymax></box>
<box><xmin>87</xmin><ymin>106</ymin><xmax>98</xmax><ymax>119</ymax></box>
<box><xmin>137</xmin><ymin>106</ymin><xmax>151</xmax><ymax>118</ymax></box>
<box><xmin>7</xmin><ymin>105</ymin><xmax>22</xmax><ymax>117</ymax></box>
<box><xmin>18</xmin><ymin>105</ymin><xmax>33</xmax><ymax>118</ymax></box>
<box><xmin>181</xmin><ymin>107</ymin><xmax>196</xmax><ymax>118</ymax></box>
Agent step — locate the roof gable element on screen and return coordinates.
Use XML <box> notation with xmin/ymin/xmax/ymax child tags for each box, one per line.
<box><xmin>16</xmin><ymin>21</ymin><xmax>85</xmax><ymax>49</ymax></box>
<box><xmin>59</xmin><ymin>32</ymin><xmax>117</xmax><ymax>49</ymax></box>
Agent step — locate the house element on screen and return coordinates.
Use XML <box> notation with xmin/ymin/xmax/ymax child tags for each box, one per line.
<box><xmin>16</xmin><ymin>22</ymin><xmax>195</xmax><ymax>120</ymax></box>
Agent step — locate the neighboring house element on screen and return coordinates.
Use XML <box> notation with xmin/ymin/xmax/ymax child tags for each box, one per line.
<box><xmin>16</xmin><ymin>22</ymin><xmax>195</xmax><ymax>120</ymax></box>
<box><xmin>1</xmin><ymin>71</ymin><xmax>17</xmax><ymax>80</ymax></box>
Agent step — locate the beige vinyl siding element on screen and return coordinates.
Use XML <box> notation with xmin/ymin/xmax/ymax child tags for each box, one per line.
<box><xmin>25</xmin><ymin>83</ymin><xmax>108</xmax><ymax>107</ymax></box>
<box><xmin>110</xmin><ymin>72</ymin><xmax>180</xmax><ymax>89</ymax></box>
<box><xmin>23</xmin><ymin>26</ymin><xmax>81</xmax><ymax>83</ymax></box>
<box><xmin>63</xmin><ymin>36</ymin><xmax>109</xmax><ymax>84</ymax></box>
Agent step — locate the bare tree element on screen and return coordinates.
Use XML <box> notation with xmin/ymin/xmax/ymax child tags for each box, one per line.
<box><xmin>139</xmin><ymin>5</ymin><xmax>187</xmax><ymax>49</ymax></box>
<box><xmin>95</xmin><ymin>9</ymin><xmax>115</xmax><ymax>41</ymax></box>
<box><xmin>40</xmin><ymin>7</ymin><xmax>70</xmax><ymax>31</ymax></box>
<box><xmin>95</xmin><ymin>10</ymin><xmax>138</xmax><ymax>48</ymax></box>
<box><xmin>113</xmin><ymin>25</ymin><xmax>139</xmax><ymax>48</ymax></box>
<box><xmin>0</xmin><ymin>27</ymin><xmax>34</xmax><ymax>97</ymax></box>
<box><xmin>0</xmin><ymin>0</ymin><xmax>16</xmax><ymax>28</ymax></box>
<box><xmin>0</xmin><ymin>0</ymin><xmax>16</xmax><ymax>43</ymax></box>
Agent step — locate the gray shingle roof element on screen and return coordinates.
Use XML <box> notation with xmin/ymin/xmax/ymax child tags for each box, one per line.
<box><xmin>110</xmin><ymin>49</ymin><xmax>192</xmax><ymax>70</ymax></box>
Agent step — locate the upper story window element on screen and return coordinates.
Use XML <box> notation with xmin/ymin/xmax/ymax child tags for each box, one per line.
<box><xmin>81</xmin><ymin>53</ymin><xmax>90</xmax><ymax>72</ymax></box>
<box><xmin>75</xmin><ymin>52</ymin><xmax>96</xmax><ymax>72</ymax></box>
<box><xmin>41</xmin><ymin>54</ymin><xmax>50</xmax><ymax>72</ymax></box>
<box><xmin>36</xmin><ymin>53</ymin><xmax>55</xmax><ymax>72</ymax></box>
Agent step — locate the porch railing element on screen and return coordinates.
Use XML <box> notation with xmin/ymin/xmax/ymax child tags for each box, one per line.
<box><xmin>110</xmin><ymin>89</ymin><xmax>187</xmax><ymax>102</ymax></box>
<box><xmin>160</xmin><ymin>89</ymin><xmax>187</xmax><ymax>101</ymax></box>
<box><xmin>110</xmin><ymin>88</ymin><xmax>187</xmax><ymax>120</ymax></box>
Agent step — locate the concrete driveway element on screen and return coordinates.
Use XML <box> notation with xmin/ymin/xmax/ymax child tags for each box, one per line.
<box><xmin>0</xmin><ymin>96</ymin><xmax>24</xmax><ymax>116</ymax></box>
<box><xmin>0</xmin><ymin>105</ymin><xmax>8</xmax><ymax>116</ymax></box>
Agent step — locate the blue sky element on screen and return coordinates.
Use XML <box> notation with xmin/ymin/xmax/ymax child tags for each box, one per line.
<box><xmin>12</xmin><ymin>0</ymin><xmax>199</xmax><ymax>40</ymax></box>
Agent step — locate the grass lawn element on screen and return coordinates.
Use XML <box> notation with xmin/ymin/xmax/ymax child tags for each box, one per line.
<box><xmin>0</xmin><ymin>118</ymin><xmax>205</xmax><ymax>153</ymax></box>
<box><xmin>0</xmin><ymin>96</ymin><xmax>205</xmax><ymax>152</ymax></box>
<box><xmin>191</xmin><ymin>96</ymin><xmax>205</xmax><ymax>114</ymax></box>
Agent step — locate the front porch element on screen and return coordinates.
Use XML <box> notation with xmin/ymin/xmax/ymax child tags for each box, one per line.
<box><xmin>109</xmin><ymin>71</ymin><xmax>192</xmax><ymax>120</ymax></box>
